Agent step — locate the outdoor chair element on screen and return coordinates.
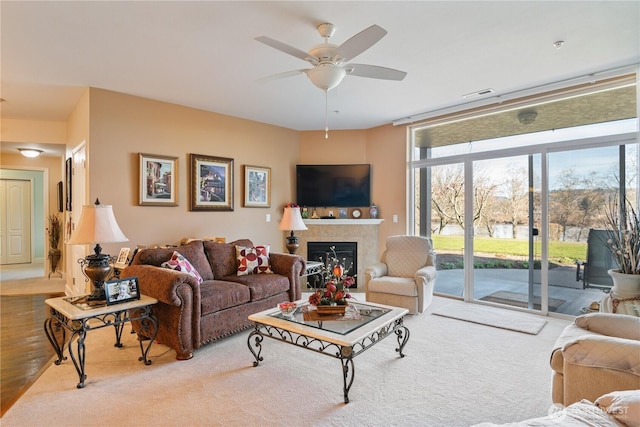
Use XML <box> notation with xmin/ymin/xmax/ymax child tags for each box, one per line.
<box><xmin>364</xmin><ymin>235</ymin><xmax>436</xmax><ymax>314</ymax></box>
<box><xmin>575</xmin><ymin>228</ymin><xmax>616</xmax><ymax>290</ymax></box>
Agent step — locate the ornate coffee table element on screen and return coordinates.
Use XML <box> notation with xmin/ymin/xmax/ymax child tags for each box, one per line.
<box><xmin>247</xmin><ymin>300</ymin><xmax>409</xmax><ymax>403</ymax></box>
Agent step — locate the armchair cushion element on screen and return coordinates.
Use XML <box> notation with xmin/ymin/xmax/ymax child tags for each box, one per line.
<box><xmin>367</xmin><ymin>276</ymin><xmax>417</xmax><ymax>297</ymax></box>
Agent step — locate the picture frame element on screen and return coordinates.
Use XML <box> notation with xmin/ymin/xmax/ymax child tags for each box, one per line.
<box><xmin>57</xmin><ymin>181</ymin><xmax>63</xmax><ymax>212</ymax></box>
<box><xmin>139</xmin><ymin>153</ymin><xmax>178</xmax><ymax>206</ymax></box>
<box><xmin>243</xmin><ymin>165</ymin><xmax>271</xmax><ymax>208</ymax></box>
<box><xmin>104</xmin><ymin>277</ymin><xmax>140</xmax><ymax>305</ymax></box>
<box><xmin>65</xmin><ymin>157</ymin><xmax>72</xmax><ymax>211</ymax></box>
<box><xmin>115</xmin><ymin>247</ymin><xmax>130</xmax><ymax>269</ymax></box>
<box><xmin>190</xmin><ymin>154</ymin><xmax>234</xmax><ymax>211</ymax></box>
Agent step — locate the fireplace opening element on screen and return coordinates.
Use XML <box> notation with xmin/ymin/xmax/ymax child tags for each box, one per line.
<box><xmin>307</xmin><ymin>242</ymin><xmax>358</xmax><ymax>286</ymax></box>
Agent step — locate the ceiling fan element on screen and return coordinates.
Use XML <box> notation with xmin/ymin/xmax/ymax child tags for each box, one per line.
<box><xmin>256</xmin><ymin>23</ymin><xmax>407</xmax><ymax>138</ymax></box>
<box><xmin>255</xmin><ymin>23</ymin><xmax>407</xmax><ymax>91</ymax></box>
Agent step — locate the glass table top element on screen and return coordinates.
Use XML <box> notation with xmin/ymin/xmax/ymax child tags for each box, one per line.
<box><xmin>269</xmin><ymin>301</ymin><xmax>391</xmax><ymax>336</ymax></box>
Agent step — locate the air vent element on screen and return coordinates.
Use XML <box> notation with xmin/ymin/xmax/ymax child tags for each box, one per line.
<box><xmin>462</xmin><ymin>88</ymin><xmax>495</xmax><ymax>99</ymax></box>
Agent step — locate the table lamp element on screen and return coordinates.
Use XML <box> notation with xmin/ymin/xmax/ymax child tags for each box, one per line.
<box><xmin>278</xmin><ymin>203</ymin><xmax>308</xmax><ymax>254</ymax></box>
<box><xmin>68</xmin><ymin>199</ymin><xmax>128</xmax><ymax>300</ymax></box>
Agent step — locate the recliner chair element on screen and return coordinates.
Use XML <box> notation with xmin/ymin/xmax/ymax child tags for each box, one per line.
<box><xmin>550</xmin><ymin>312</ymin><xmax>640</xmax><ymax>406</ymax></box>
<box><xmin>364</xmin><ymin>235</ymin><xmax>436</xmax><ymax>314</ymax></box>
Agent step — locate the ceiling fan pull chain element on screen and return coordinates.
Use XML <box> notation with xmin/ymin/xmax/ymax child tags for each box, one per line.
<box><xmin>325</xmin><ymin>89</ymin><xmax>329</xmax><ymax>139</ymax></box>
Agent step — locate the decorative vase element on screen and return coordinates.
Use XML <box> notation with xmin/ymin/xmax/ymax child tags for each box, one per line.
<box><xmin>48</xmin><ymin>248</ymin><xmax>62</xmax><ymax>279</ymax></box>
<box><xmin>369</xmin><ymin>204</ymin><xmax>378</xmax><ymax>219</ymax></box>
<box><xmin>600</xmin><ymin>269</ymin><xmax>640</xmax><ymax>315</ymax></box>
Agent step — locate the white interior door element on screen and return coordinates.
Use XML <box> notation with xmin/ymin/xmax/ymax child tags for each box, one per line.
<box><xmin>67</xmin><ymin>144</ymin><xmax>88</xmax><ymax>295</ymax></box>
<box><xmin>0</xmin><ymin>179</ymin><xmax>32</xmax><ymax>265</ymax></box>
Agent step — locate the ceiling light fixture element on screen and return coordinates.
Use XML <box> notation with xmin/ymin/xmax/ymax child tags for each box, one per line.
<box><xmin>18</xmin><ymin>148</ymin><xmax>43</xmax><ymax>158</ymax></box>
<box><xmin>553</xmin><ymin>40</ymin><xmax>565</xmax><ymax>49</ymax></box>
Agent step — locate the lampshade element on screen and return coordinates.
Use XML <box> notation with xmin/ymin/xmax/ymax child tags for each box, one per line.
<box><xmin>278</xmin><ymin>206</ymin><xmax>308</xmax><ymax>232</ymax></box>
<box><xmin>69</xmin><ymin>201</ymin><xmax>128</xmax><ymax>245</ymax></box>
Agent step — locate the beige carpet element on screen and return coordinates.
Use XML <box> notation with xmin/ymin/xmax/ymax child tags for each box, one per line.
<box><xmin>1</xmin><ymin>297</ymin><xmax>571</xmax><ymax>426</ymax></box>
<box><xmin>431</xmin><ymin>299</ymin><xmax>548</xmax><ymax>335</ymax></box>
<box><xmin>480</xmin><ymin>291</ymin><xmax>565</xmax><ymax>311</ymax></box>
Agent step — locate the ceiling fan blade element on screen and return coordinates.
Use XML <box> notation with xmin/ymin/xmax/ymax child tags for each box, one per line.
<box><xmin>336</xmin><ymin>24</ymin><xmax>387</xmax><ymax>62</ymax></box>
<box><xmin>346</xmin><ymin>64</ymin><xmax>407</xmax><ymax>81</ymax></box>
<box><xmin>255</xmin><ymin>36</ymin><xmax>318</xmax><ymax>64</ymax></box>
<box><xmin>257</xmin><ymin>69</ymin><xmax>309</xmax><ymax>82</ymax></box>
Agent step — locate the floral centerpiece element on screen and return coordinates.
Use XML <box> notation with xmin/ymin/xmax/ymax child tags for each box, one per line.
<box><xmin>308</xmin><ymin>246</ymin><xmax>356</xmax><ymax>307</ymax></box>
<box><xmin>47</xmin><ymin>214</ymin><xmax>62</xmax><ymax>251</ymax></box>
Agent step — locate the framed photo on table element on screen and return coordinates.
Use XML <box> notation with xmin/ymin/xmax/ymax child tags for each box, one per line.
<box><xmin>104</xmin><ymin>277</ymin><xmax>140</xmax><ymax>305</ymax></box>
<box><xmin>243</xmin><ymin>165</ymin><xmax>271</xmax><ymax>208</ymax></box>
<box><xmin>139</xmin><ymin>153</ymin><xmax>178</xmax><ymax>206</ymax></box>
<box><xmin>190</xmin><ymin>154</ymin><xmax>234</xmax><ymax>211</ymax></box>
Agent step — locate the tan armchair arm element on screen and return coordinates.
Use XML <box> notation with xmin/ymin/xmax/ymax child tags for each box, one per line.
<box><xmin>563</xmin><ymin>335</ymin><xmax>640</xmax><ymax>375</ymax></box>
<box><xmin>561</xmin><ymin>336</ymin><xmax>640</xmax><ymax>404</ymax></box>
<box><xmin>415</xmin><ymin>265</ymin><xmax>437</xmax><ymax>283</ymax></box>
<box><xmin>268</xmin><ymin>252</ymin><xmax>305</xmax><ymax>301</ymax></box>
<box><xmin>364</xmin><ymin>262</ymin><xmax>388</xmax><ymax>290</ymax></box>
<box><xmin>415</xmin><ymin>265</ymin><xmax>437</xmax><ymax>313</ymax></box>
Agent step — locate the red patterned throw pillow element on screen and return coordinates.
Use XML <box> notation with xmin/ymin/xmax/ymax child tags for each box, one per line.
<box><xmin>161</xmin><ymin>251</ymin><xmax>204</xmax><ymax>284</ymax></box>
<box><xmin>236</xmin><ymin>245</ymin><xmax>273</xmax><ymax>276</ymax></box>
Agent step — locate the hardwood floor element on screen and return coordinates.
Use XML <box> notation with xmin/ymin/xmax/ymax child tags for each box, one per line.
<box><xmin>1</xmin><ymin>293</ymin><xmax>64</xmax><ymax>416</ymax></box>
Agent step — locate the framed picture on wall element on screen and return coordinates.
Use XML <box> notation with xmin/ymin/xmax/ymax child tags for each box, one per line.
<box><xmin>189</xmin><ymin>154</ymin><xmax>234</xmax><ymax>211</ymax></box>
<box><xmin>57</xmin><ymin>181</ymin><xmax>63</xmax><ymax>212</ymax></box>
<box><xmin>65</xmin><ymin>157</ymin><xmax>72</xmax><ymax>211</ymax></box>
<box><xmin>243</xmin><ymin>165</ymin><xmax>271</xmax><ymax>208</ymax></box>
<box><xmin>139</xmin><ymin>153</ymin><xmax>178</xmax><ymax>206</ymax></box>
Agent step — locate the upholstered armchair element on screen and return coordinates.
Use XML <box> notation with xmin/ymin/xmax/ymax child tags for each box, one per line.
<box><xmin>550</xmin><ymin>312</ymin><xmax>640</xmax><ymax>406</ymax></box>
<box><xmin>364</xmin><ymin>235</ymin><xmax>437</xmax><ymax>314</ymax></box>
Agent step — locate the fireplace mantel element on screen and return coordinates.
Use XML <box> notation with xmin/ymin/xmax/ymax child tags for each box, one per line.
<box><xmin>303</xmin><ymin>219</ymin><xmax>384</xmax><ymax>226</ymax></box>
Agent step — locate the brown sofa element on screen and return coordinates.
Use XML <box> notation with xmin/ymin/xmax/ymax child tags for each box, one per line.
<box><xmin>122</xmin><ymin>239</ymin><xmax>305</xmax><ymax>360</ymax></box>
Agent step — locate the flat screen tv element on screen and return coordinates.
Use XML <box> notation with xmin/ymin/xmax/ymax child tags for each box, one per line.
<box><xmin>296</xmin><ymin>164</ymin><xmax>371</xmax><ymax>208</ymax></box>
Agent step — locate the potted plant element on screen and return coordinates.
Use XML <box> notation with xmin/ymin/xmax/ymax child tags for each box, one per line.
<box><xmin>602</xmin><ymin>197</ymin><xmax>640</xmax><ymax>314</ymax></box>
<box><xmin>47</xmin><ymin>214</ymin><xmax>62</xmax><ymax>276</ymax></box>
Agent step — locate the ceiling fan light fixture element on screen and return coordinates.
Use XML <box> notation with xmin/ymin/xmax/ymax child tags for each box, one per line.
<box><xmin>18</xmin><ymin>148</ymin><xmax>43</xmax><ymax>158</ymax></box>
<box><xmin>306</xmin><ymin>64</ymin><xmax>346</xmax><ymax>90</ymax></box>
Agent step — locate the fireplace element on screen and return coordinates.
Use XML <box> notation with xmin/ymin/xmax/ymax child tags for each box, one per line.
<box><xmin>307</xmin><ymin>241</ymin><xmax>358</xmax><ymax>286</ymax></box>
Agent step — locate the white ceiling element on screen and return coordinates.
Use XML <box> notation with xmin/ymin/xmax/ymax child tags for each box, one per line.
<box><xmin>1</xmin><ymin>1</ymin><xmax>639</xmax><ymax>137</ymax></box>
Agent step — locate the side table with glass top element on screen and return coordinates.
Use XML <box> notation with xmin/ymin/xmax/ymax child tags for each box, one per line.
<box><xmin>44</xmin><ymin>294</ymin><xmax>158</xmax><ymax>388</ymax></box>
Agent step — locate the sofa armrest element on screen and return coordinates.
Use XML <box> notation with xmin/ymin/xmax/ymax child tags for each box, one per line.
<box><xmin>122</xmin><ymin>264</ymin><xmax>201</xmax><ymax>309</ymax></box>
<box><xmin>268</xmin><ymin>252</ymin><xmax>305</xmax><ymax>301</ymax></box>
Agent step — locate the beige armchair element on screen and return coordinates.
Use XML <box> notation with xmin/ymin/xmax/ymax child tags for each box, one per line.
<box><xmin>364</xmin><ymin>235</ymin><xmax>436</xmax><ymax>314</ymax></box>
<box><xmin>550</xmin><ymin>312</ymin><xmax>640</xmax><ymax>406</ymax></box>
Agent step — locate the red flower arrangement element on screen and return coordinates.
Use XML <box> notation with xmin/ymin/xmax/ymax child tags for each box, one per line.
<box><xmin>308</xmin><ymin>246</ymin><xmax>356</xmax><ymax>306</ymax></box>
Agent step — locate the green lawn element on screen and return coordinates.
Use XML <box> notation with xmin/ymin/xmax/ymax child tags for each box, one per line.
<box><xmin>431</xmin><ymin>235</ymin><xmax>587</xmax><ymax>265</ymax></box>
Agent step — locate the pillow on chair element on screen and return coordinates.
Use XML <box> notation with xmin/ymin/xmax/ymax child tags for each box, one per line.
<box><xmin>575</xmin><ymin>313</ymin><xmax>640</xmax><ymax>341</ymax></box>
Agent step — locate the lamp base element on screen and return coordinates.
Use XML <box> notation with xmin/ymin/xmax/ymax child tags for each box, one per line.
<box><xmin>285</xmin><ymin>234</ymin><xmax>299</xmax><ymax>255</ymax></box>
<box><xmin>80</xmin><ymin>252</ymin><xmax>113</xmax><ymax>301</ymax></box>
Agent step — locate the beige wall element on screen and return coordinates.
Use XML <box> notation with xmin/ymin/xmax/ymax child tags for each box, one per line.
<box><xmin>3</xmin><ymin>87</ymin><xmax>410</xmax><ymax>270</ymax></box>
<box><xmin>86</xmin><ymin>88</ymin><xmax>300</xmax><ymax>256</ymax></box>
<box><xmin>299</xmin><ymin>125</ymin><xmax>408</xmax><ymax>255</ymax></box>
